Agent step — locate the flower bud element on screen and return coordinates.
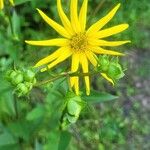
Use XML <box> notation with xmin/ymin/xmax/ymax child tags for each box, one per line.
<box><xmin>5</xmin><ymin>70</ymin><xmax>14</xmax><ymax>81</ymax></box>
<box><xmin>16</xmin><ymin>83</ymin><xmax>28</xmax><ymax>97</ymax></box>
<box><xmin>107</xmin><ymin>63</ymin><xmax>124</xmax><ymax>80</ymax></box>
<box><xmin>61</xmin><ymin>114</ymin><xmax>70</xmax><ymax>130</ymax></box>
<box><xmin>24</xmin><ymin>70</ymin><xmax>35</xmax><ymax>82</ymax></box>
<box><xmin>66</xmin><ymin>114</ymin><xmax>78</xmax><ymax>123</ymax></box>
<box><xmin>67</xmin><ymin>100</ymin><xmax>82</xmax><ymax>117</ymax></box>
<box><xmin>11</xmin><ymin>73</ymin><xmax>24</xmax><ymax>85</ymax></box>
<box><xmin>98</xmin><ymin>56</ymin><xmax>110</xmax><ymax>72</ymax></box>
<box><xmin>10</xmin><ymin>70</ymin><xmax>17</xmax><ymax>80</ymax></box>
<box><xmin>24</xmin><ymin>82</ymin><xmax>33</xmax><ymax>90</ymax></box>
<box><xmin>60</xmin><ymin>92</ymin><xmax>84</xmax><ymax>130</ymax></box>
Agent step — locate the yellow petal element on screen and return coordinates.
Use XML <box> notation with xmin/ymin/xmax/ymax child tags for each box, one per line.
<box><xmin>70</xmin><ymin>0</ymin><xmax>81</xmax><ymax>33</ymax></box>
<box><xmin>80</xmin><ymin>54</ymin><xmax>90</xmax><ymax>95</ymax></box>
<box><xmin>70</xmin><ymin>53</ymin><xmax>80</xmax><ymax>87</ymax></box>
<box><xmin>36</xmin><ymin>8</ymin><xmax>71</xmax><ymax>38</ymax></box>
<box><xmin>57</xmin><ymin>0</ymin><xmax>74</xmax><ymax>35</ymax></box>
<box><xmin>92</xmin><ymin>24</ymin><xmax>129</xmax><ymax>39</ymax></box>
<box><xmin>41</xmin><ymin>47</ymin><xmax>72</xmax><ymax>72</ymax></box>
<box><xmin>25</xmin><ymin>38</ymin><xmax>69</xmax><ymax>47</ymax></box>
<box><xmin>35</xmin><ymin>47</ymin><xmax>64</xmax><ymax>68</ymax></box>
<box><xmin>101</xmin><ymin>73</ymin><xmax>114</xmax><ymax>86</ymax></box>
<box><xmin>79</xmin><ymin>0</ymin><xmax>88</xmax><ymax>32</ymax></box>
<box><xmin>70</xmin><ymin>77</ymin><xmax>75</xmax><ymax>88</ymax></box>
<box><xmin>92</xmin><ymin>47</ymin><xmax>125</xmax><ymax>56</ymax></box>
<box><xmin>89</xmin><ymin>40</ymin><xmax>131</xmax><ymax>47</ymax></box>
<box><xmin>0</xmin><ymin>0</ymin><xmax>4</xmax><ymax>10</ymax></box>
<box><xmin>87</xmin><ymin>3</ymin><xmax>121</xmax><ymax>35</ymax></box>
<box><xmin>85</xmin><ymin>51</ymin><xmax>98</xmax><ymax>67</ymax></box>
<box><xmin>71</xmin><ymin>53</ymin><xmax>80</xmax><ymax>73</ymax></box>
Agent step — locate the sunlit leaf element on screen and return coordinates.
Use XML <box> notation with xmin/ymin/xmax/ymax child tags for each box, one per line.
<box><xmin>82</xmin><ymin>90</ymin><xmax>118</xmax><ymax>103</ymax></box>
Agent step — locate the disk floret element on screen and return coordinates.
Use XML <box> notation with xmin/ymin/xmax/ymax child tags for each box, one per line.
<box><xmin>70</xmin><ymin>33</ymin><xmax>88</xmax><ymax>52</ymax></box>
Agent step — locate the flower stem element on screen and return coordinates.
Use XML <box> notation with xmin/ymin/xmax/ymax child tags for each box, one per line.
<box><xmin>35</xmin><ymin>70</ymin><xmax>100</xmax><ymax>87</ymax></box>
<box><xmin>5</xmin><ymin>4</ymin><xmax>14</xmax><ymax>35</ymax></box>
<box><xmin>14</xmin><ymin>95</ymin><xmax>18</xmax><ymax>119</ymax></box>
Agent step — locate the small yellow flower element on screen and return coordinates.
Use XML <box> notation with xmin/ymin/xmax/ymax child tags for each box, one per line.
<box><xmin>0</xmin><ymin>0</ymin><xmax>14</xmax><ymax>10</ymax></box>
<box><xmin>26</xmin><ymin>0</ymin><xmax>130</xmax><ymax>95</ymax></box>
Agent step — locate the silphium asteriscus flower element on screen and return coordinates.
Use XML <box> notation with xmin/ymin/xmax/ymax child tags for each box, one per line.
<box><xmin>25</xmin><ymin>0</ymin><xmax>130</xmax><ymax>95</ymax></box>
<box><xmin>0</xmin><ymin>0</ymin><xmax>15</xmax><ymax>10</ymax></box>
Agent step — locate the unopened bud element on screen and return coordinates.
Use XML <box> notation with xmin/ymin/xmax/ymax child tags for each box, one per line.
<box><xmin>107</xmin><ymin>63</ymin><xmax>124</xmax><ymax>80</ymax></box>
<box><xmin>60</xmin><ymin>92</ymin><xmax>84</xmax><ymax>130</ymax></box>
<box><xmin>24</xmin><ymin>70</ymin><xmax>35</xmax><ymax>82</ymax></box>
<box><xmin>5</xmin><ymin>68</ymin><xmax>37</xmax><ymax>97</ymax></box>
<box><xmin>16</xmin><ymin>83</ymin><xmax>28</xmax><ymax>97</ymax></box>
<box><xmin>97</xmin><ymin>56</ymin><xmax>110</xmax><ymax>72</ymax></box>
<box><xmin>11</xmin><ymin>73</ymin><xmax>24</xmax><ymax>85</ymax></box>
<box><xmin>67</xmin><ymin>99</ymin><xmax>82</xmax><ymax>117</ymax></box>
<box><xmin>10</xmin><ymin>70</ymin><xmax>17</xmax><ymax>80</ymax></box>
<box><xmin>66</xmin><ymin>114</ymin><xmax>78</xmax><ymax>123</ymax></box>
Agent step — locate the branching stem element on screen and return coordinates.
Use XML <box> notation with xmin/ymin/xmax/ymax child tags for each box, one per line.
<box><xmin>35</xmin><ymin>70</ymin><xmax>100</xmax><ymax>87</ymax></box>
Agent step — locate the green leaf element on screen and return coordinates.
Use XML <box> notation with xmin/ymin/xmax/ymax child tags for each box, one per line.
<box><xmin>14</xmin><ymin>0</ymin><xmax>32</xmax><ymax>5</ymax></box>
<box><xmin>12</xmin><ymin>10</ymin><xmax>21</xmax><ymax>39</ymax></box>
<box><xmin>0</xmin><ymin>74</ymin><xmax>15</xmax><ymax>116</ymax></box>
<box><xmin>44</xmin><ymin>131</ymin><xmax>60</xmax><ymax>150</ymax></box>
<box><xmin>0</xmin><ymin>123</ymin><xmax>17</xmax><ymax>147</ymax></box>
<box><xmin>8</xmin><ymin>121</ymin><xmax>31</xmax><ymax>142</ymax></box>
<box><xmin>0</xmin><ymin>132</ymin><xmax>17</xmax><ymax>146</ymax></box>
<box><xmin>26</xmin><ymin>105</ymin><xmax>45</xmax><ymax>121</ymax></box>
<box><xmin>82</xmin><ymin>90</ymin><xmax>118</xmax><ymax>103</ymax></box>
<box><xmin>58</xmin><ymin>131</ymin><xmax>71</xmax><ymax>150</ymax></box>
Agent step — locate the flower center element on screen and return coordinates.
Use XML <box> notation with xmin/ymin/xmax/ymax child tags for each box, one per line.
<box><xmin>70</xmin><ymin>33</ymin><xmax>88</xmax><ymax>52</ymax></box>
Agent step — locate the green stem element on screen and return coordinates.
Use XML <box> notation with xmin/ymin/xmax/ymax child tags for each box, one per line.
<box><xmin>35</xmin><ymin>70</ymin><xmax>100</xmax><ymax>87</ymax></box>
<box><xmin>8</xmin><ymin>11</ymin><xmax>14</xmax><ymax>35</ymax></box>
<box><xmin>88</xmin><ymin>0</ymin><xmax>106</xmax><ymax>22</ymax></box>
<box><xmin>14</xmin><ymin>95</ymin><xmax>18</xmax><ymax>119</ymax></box>
<box><xmin>5</xmin><ymin>3</ymin><xmax>14</xmax><ymax>35</ymax></box>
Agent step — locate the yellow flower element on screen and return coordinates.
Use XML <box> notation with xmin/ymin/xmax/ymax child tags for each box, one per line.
<box><xmin>25</xmin><ymin>0</ymin><xmax>130</xmax><ymax>95</ymax></box>
<box><xmin>0</xmin><ymin>0</ymin><xmax>15</xmax><ymax>10</ymax></box>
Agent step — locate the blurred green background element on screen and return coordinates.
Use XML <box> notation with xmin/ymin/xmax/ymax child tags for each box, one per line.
<box><xmin>0</xmin><ymin>0</ymin><xmax>150</xmax><ymax>150</ymax></box>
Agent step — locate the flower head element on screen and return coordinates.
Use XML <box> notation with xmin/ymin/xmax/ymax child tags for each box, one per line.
<box><xmin>25</xmin><ymin>0</ymin><xmax>130</xmax><ymax>95</ymax></box>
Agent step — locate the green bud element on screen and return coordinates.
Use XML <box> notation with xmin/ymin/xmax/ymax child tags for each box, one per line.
<box><xmin>107</xmin><ymin>63</ymin><xmax>124</xmax><ymax>80</ymax></box>
<box><xmin>10</xmin><ymin>70</ymin><xmax>17</xmax><ymax>80</ymax></box>
<box><xmin>61</xmin><ymin>92</ymin><xmax>83</xmax><ymax>129</ymax></box>
<box><xmin>24</xmin><ymin>82</ymin><xmax>33</xmax><ymax>90</ymax></box>
<box><xmin>66</xmin><ymin>92</ymin><xmax>82</xmax><ymax>117</ymax></box>
<box><xmin>16</xmin><ymin>83</ymin><xmax>29</xmax><ymax>96</ymax></box>
<box><xmin>67</xmin><ymin>100</ymin><xmax>82</xmax><ymax>117</ymax></box>
<box><xmin>66</xmin><ymin>113</ymin><xmax>78</xmax><ymax>123</ymax></box>
<box><xmin>11</xmin><ymin>73</ymin><xmax>24</xmax><ymax>85</ymax></box>
<box><xmin>24</xmin><ymin>70</ymin><xmax>35</xmax><ymax>82</ymax></box>
<box><xmin>61</xmin><ymin>114</ymin><xmax>70</xmax><ymax>130</ymax></box>
<box><xmin>98</xmin><ymin>56</ymin><xmax>109</xmax><ymax>72</ymax></box>
<box><xmin>5</xmin><ymin>70</ymin><xmax>14</xmax><ymax>81</ymax></box>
